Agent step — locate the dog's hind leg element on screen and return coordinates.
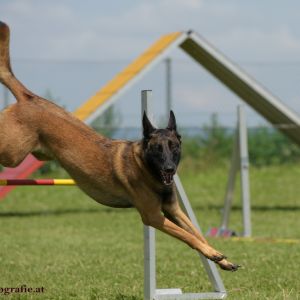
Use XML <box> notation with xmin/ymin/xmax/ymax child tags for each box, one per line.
<box><xmin>0</xmin><ymin>106</ymin><xmax>38</xmax><ymax>167</ymax></box>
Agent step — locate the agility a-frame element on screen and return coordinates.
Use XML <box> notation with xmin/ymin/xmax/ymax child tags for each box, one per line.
<box><xmin>76</xmin><ymin>31</ymin><xmax>300</xmax><ymax>142</ymax></box>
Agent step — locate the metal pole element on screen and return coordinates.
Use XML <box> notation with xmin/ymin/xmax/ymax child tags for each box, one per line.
<box><xmin>165</xmin><ymin>58</ymin><xmax>172</xmax><ymax>117</ymax></box>
<box><xmin>0</xmin><ymin>179</ymin><xmax>75</xmax><ymax>186</ymax></box>
<box><xmin>220</xmin><ymin>130</ymin><xmax>239</xmax><ymax>231</ymax></box>
<box><xmin>238</xmin><ymin>105</ymin><xmax>251</xmax><ymax>237</ymax></box>
<box><xmin>142</xmin><ymin>90</ymin><xmax>156</xmax><ymax>300</ymax></box>
<box><xmin>174</xmin><ymin>175</ymin><xmax>226</xmax><ymax>295</ymax></box>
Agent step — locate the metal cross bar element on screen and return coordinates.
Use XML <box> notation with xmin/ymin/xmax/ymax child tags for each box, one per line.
<box><xmin>0</xmin><ymin>179</ymin><xmax>76</xmax><ymax>186</ymax></box>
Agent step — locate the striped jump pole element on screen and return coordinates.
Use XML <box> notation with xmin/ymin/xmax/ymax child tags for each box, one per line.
<box><xmin>0</xmin><ymin>179</ymin><xmax>76</xmax><ymax>186</ymax></box>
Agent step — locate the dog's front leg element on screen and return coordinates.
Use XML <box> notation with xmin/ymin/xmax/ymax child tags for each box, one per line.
<box><xmin>135</xmin><ymin>200</ymin><xmax>225</xmax><ymax>263</ymax></box>
<box><xmin>163</xmin><ymin>201</ymin><xmax>209</xmax><ymax>244</ymax></box>
<box><xmin>162</xmin><ymin>201</ymin><xmax>240</xmax><ymax>271</ymax></box>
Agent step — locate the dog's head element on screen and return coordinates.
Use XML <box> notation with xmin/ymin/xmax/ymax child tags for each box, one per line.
<box><xmin>142</xmin><ymin>111</ymin><xmax>181</xmax><ymax>186</ymax></box>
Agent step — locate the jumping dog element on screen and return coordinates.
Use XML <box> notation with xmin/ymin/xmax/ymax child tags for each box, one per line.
<box><xmin>0</xmin><ymin>22</ymin><xmax>239</xmax><ymax>271</ymax></box>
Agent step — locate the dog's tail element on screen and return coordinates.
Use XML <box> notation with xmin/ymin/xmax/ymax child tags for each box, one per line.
<box><xmin>0</xmin><ymin>21</ymin><xmax>34</xmax><ymax>102</ymax></box>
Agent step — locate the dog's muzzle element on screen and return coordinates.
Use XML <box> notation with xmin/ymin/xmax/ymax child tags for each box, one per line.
<box><xmin>160</xmin><ymin>170</ymin><xmax>175</xmax><ymax>185</ymax></box>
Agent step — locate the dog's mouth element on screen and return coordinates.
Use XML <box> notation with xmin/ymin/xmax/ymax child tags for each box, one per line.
<box><xmin>160</xmin><ymin>171</ymin><xmax>175</xmax><ymax>186</ymax></box>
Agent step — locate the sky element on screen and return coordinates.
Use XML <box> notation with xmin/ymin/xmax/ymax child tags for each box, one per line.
<box><xmin>1</xmin><ymin>0</ymin><xmax>300</xmax><ymax>128</ymax></box>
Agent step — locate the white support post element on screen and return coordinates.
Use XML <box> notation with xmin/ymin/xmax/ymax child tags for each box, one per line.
<box><xmin>165</xmin><ymin>57</ymin><xmax>172</xmax><ymax>118</ymax></box>
<box><xmin>142</xmin><ymin>90</ymin><xmax>227</xmax><ymax>300</ymax></box>
<box><xmin>142</xmin><ymin>90</ymin><xmax>156</xmax><ymax>300</ymax></box>
<box><xmin>219</xmin><ymin>131</ymin><xmax>239</xmax><ymax>232</ymax></box>
<box><xmin>174</xmin><ymin>175</ymin><xmax>227</xmax><ymax>298</ymax></box>
<box><xmin>217</xmin><ymin>105</ymin><xmax>251</xmax><ymax>237</ymax></box>
<box><xmin>238</xmin><ymin>105</ymin><xmax>251</xmax><ymax>237</ymax></box>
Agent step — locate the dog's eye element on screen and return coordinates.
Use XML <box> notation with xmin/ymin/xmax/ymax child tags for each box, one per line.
<box><xmin>168</xmin><ymin>141</ymin><xmax>178</xmax><ymax>150</ymax></box>
<box><xmin>173</xmin><ymin>147</ymin><xmax>179</xmax><ymax>153</ymax></box>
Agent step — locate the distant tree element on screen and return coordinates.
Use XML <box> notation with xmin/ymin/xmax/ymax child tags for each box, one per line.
<box><xmin>248</xmin><ymin>127</ymin><xmax>300</xmax><ymax>166</ymax></box>
<box><xmin>181</xmin><ymin>113</ymin><xmax>232</xmax><ymax>161</ymax></box>
<box><xmin>181</xmin><ymin>112</ymin><xmax>300</xmax><ymax>168</ymax></box>
<box><xmin>200</xmin><ymin>113</ymin><xmax>233</xmax><ymax>158</ymax></box>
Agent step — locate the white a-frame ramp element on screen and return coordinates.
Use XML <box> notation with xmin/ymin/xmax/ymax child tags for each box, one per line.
<box><xmin>76</xmin><ymin>30</ymin><xmax>300</xmax><ymax>299</ymax></box>
<box><xmin>77</xmin><ymin>30</ymin><xmax>300</xmax><ymax>145</ymax></box>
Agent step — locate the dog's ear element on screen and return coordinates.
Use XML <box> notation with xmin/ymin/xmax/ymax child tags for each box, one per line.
<box><xmin>167</xmin><ymin>110</ymin><xmax>181</xmax><ymax>142</ymax></box>
<box><xmin>143</xmin><ymin>111</ymin><xmax>156</xmax><ymax>139</ymax></box>
<box><xmin>166</xmin><ymin>110</ymin><xmax>177</xmax><ymax>131</ymax></box>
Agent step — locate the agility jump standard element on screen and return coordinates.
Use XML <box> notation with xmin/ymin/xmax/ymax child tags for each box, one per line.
<box><xmin>142</xmin><ymin>90</ymin><xmax>226</xmax><ymax>300</ymax></box>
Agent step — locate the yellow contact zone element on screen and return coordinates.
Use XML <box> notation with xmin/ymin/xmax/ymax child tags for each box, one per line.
<box><xmin>0</xmin><ymin>180</ymin><xmax>7</xmax><ymax>186</ymax></box>
<box><xmin>74</xmin><ymin>32</ymin><xmax>182</xmax><ymax>120</ymax></box>
<box><xmin>53</xmin><ymin>179</ymin><xmax>76</xmax><ymax>185</ymax></box>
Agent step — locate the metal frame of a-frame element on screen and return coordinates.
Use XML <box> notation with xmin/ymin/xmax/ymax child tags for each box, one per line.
<box><xmin>142</xmin><ymin>90</ymin><xmax>226</xmax><ymax>300</ymax></box>
<box><xmin>210</xmin><ymin>105</ymin><xmax>251</xmax><ymax>238</ymax></box>
<box><xmin>221</xmin><ymin>105</ymin><xmax>251</xmax><ymax>237</ymax></box>
<box><xmin>75</xmin><ymin>29</ymin><xmax>300</xmax><ymax>242</ymax></box>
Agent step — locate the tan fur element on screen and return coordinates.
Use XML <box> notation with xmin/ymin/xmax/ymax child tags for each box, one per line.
<box><xmin>0</xmin><ymin>22</ymin><xmax>239</xmax><ymax>271</ymax></box>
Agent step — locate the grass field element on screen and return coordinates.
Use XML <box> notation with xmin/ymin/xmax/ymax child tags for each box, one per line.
<box><xmin>0</xmin><ymin>162</ymin><xmax>300</xmax><ymax>299</ymax></box>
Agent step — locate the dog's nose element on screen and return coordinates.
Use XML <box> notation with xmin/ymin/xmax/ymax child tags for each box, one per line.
<box><xmin>165</xmin><ymin>166</ymin><xmax>175</xmax><ymax>174</ymax></box>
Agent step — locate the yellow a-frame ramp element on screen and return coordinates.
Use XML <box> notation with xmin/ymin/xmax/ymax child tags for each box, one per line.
<box><xmin>74</xmin><ymin>31</ymin><xmax>185</xmax><ymax>122</ymax></box>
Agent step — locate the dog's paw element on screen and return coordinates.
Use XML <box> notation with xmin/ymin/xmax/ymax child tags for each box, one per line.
<box><xmin>201</xmin><ymin>247</ymin><xmax>227</xmax><ymax>262</ymax></box>
<box><xmin>217</xmin><ymin>258</ymin><xmax>241</xmax><ymax>272</ymax></box>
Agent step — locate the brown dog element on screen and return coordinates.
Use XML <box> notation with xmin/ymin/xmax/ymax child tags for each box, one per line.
<box><xmin>0</xmin><ymin>22</ymin><xmax>239</xmax><ymax>271</ymax></box>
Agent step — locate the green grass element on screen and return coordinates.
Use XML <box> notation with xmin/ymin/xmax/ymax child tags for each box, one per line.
<box><xmin>0</xmin><ymin>163</ymin><xmax>300</xmax><ymax>299</ymax></box>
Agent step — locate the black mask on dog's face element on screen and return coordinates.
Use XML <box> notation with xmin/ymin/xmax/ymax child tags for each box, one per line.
<box><xmin>142</xmin><ymin>111</ymin><xmax>181</xmax><ymax>186</ymax></box>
